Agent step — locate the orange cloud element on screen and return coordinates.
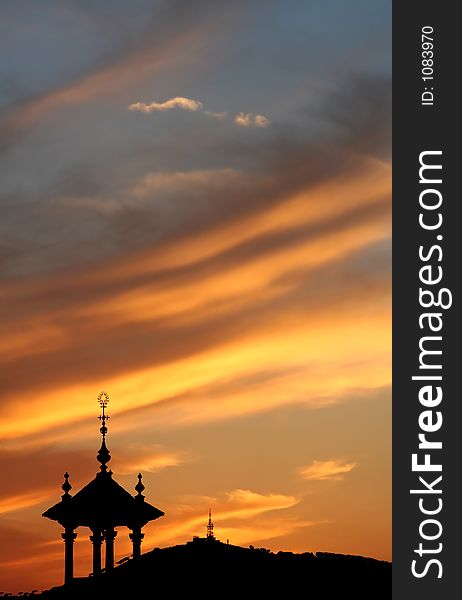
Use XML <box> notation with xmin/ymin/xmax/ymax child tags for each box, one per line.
<box><xmin>0</xmin><ymin>157</ymin><xmax>390</xmax><ymax>442</ymax></box>
<box><xmin>299</xmin><ymin>459</ymin><xmax>357</xmax><ymax>481</ymax></box>
<box><xmin>225</xmin><ymin>489</ymin><xmax>298</xmax><ymax>515</ymax></box>
<box><xmin>0</xmin><ymin>490</ymin><xmax>53</xmax><ymax>515</ymax></box>
<box><xmin>141</xmin><ymin>488</ymin><xmax>300</xmax><ymax>548</ymax></box>
<box><xmin>116</xmin><ymin>451</ymin><xmax>189</xmax><ymax>474</ymax></box>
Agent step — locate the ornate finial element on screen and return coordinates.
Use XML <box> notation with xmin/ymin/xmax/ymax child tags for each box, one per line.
<box><xmin>61</xmin><ymin>472</ymin><xmax>72</xmax><ymax>499</ymax></box>
<box><xmin>97</xmin><ymin>391</ymin><xmax>110</xmax><ymax>438</ymax></box>
<box><xmin>135</xmin><ymin>473</ymin><xmax>145</xmax><ymax>500</ymax></box>
<box><xmin>96</xmin><ymin>391</ymin><xmax>111</xmax><ymax>474</ymax></box>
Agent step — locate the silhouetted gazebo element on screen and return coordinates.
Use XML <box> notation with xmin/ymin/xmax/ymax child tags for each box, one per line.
<box><xmin>43</xmin><ymin>392</ymin><xmax>164</xmax><ymax>584</ymax></box>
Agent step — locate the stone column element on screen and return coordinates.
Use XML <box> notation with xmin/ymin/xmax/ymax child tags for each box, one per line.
<box><xmin>61</xmin><ymin>528</ymin><xmax>77</xmax><ymax>585</ymax></box>
<box><xmin>90</xmin><ymin>530</ymin><xmax>104</xmax><ymax>576</ymax></box>
<box><xmin>104</xmin><ymin>528</ymin><xmax>117</xmax><ymax>571</ymax></box>
<box><xmin>129</xmin><ymin>528</ymin><xmax>144</xmax><ymax>559</ymax></box>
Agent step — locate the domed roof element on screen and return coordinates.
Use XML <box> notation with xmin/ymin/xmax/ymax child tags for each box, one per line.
<box><xmin>43</xmin><ymin>470</ymin><xmax>164</xmax><ymax>529</ymax></box>
<box><xmin>42</xmin><ymin>392</ymin><xmax>164</xmax><ymax>530</ymax></box>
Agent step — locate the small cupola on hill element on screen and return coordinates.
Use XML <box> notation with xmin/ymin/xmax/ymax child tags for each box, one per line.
<box><xmin>42</xmin><ymin>392</ymin><xmax>164</xmax><ymax>585</ymax></box>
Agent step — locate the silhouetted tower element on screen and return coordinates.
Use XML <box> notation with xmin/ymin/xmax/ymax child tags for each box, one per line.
<box><xmin>206</xmin><ymin>508</ymin><xmax>215</xmax><ymax>540</ymax></box>
<box><xmin>43</xmin><ymin>392</ymin><xmax>165</xmax><ymax>585</ymax></box>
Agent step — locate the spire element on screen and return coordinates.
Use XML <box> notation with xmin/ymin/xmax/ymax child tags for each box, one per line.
<box><xmin>61</xmin><ymin>472</ymin><xmax>72</xmax><ymax>500</ymax></box>
<box><xmin>206</xmin><ymin>508</ymin><xmax>214</xmax><ymax>540</ymax></box>
<box><xmin>96</xmin><ymin>391</ymin><xmax>111</xmax><ymax>474</ymax></box>
<box><xmin>135</xmin><ymin>473</ymin><xmax>145</xmax><ymax>501</ymax></box>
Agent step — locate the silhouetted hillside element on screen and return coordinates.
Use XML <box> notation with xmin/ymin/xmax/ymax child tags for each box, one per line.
<box><xmin>14</xmin><ymin>538</ymin><xmax>392</xmax><ymax>599</ymax></box>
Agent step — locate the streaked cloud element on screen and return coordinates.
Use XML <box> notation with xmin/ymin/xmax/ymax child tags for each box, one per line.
<box><xmin>225</xmin><ymin>489</ymin><xmax>297</xmax><ymax>514</ymax></box>
<box><xmin>299</xmin><ymin>459</ymin><xmax>357</xmax><ymax>481</ymax></box>
<box><xmin>142</xmin><ymin>488</ymin><xmax>301</xmax><ymax>548</ymax></box>
<box><xmin>0</xmin><ymin>490</ymin><xmax>52</xmax><ymax>515</ymax></box>
<box><xmin>117</xmin><ymin>451</ymin><xmax>189</xmax><ymax>474</ymax></box>
<box><xmin>128</xmin><ymin>96</ymin><xmax>204</xmax><ymax>113</ymax></box>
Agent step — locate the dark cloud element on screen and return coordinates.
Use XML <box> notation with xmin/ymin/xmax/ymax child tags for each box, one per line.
<box><xmin>0</xmin><ymin>0</ymin><xmax>256</xmax><ymax>153</ymax></box>
<box><xmin>317</xmin><ymin>73</ymin><xmax>391</xmax><ymax>160</ymax></box>
<box><xmin>1</xmin><ymin>182</ymin><xmax>389</xmax><ymax>317</ymax></box>
<box><xmin>0</xmin><ymin>72</ymin><xmax>390</xmax><ymax>279</ymax></box>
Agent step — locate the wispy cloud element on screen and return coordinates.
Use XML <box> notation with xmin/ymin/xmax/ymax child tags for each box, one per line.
<box><xmin>234</xmin><ymin>112</ymin><xmax>270</xmax><ymax>128</ymax></box>
<box><xmin>128</xmin><ymin>97</ymin><xmax>204</xmax><ymax>113</ymax></box>
<box><xmin>127</xmin><ymin>97</ymin><xmax>270</xmax><ymax>127</ymax></box>
<box><xmin>117</xmin><ymin>451</ymin><xmax>188</xmax><ymax>474</ymax></box>
<box><xmin>0</xmin><ymin>489</ymin><xmax>52</xmax><ymax>515</ymax></box>
<box><xmin>299</xmin><ymin>459</ymin><xmax>357</xmax><ymax>481</ymax></box>
<box><xmin>225</xmin><ymin>489</ymin><xmax>298</xmax><ymax>515</ymax></box>
<box><xmin>141</xmin><ymin>488</ymin><xmax>301</xmax><ymax>548</ymax></box>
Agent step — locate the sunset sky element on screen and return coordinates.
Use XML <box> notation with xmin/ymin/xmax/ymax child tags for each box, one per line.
<box><xmin>0</xmin><ymin>0</ymin><xmax>391</xmax><ymax>593</ymax></box>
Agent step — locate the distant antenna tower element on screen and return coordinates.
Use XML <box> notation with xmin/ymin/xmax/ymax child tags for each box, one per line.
<box><xmin>206</xmin><ymin>508</ymin><xmax>215</xmax><ymax>540</ymax></box>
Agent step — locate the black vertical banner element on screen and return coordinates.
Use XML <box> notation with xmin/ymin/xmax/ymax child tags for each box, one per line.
<box><xmin>393</xmin><ymin>2</ymin><xmax>461</xmax><ymax>598</ymax></box>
